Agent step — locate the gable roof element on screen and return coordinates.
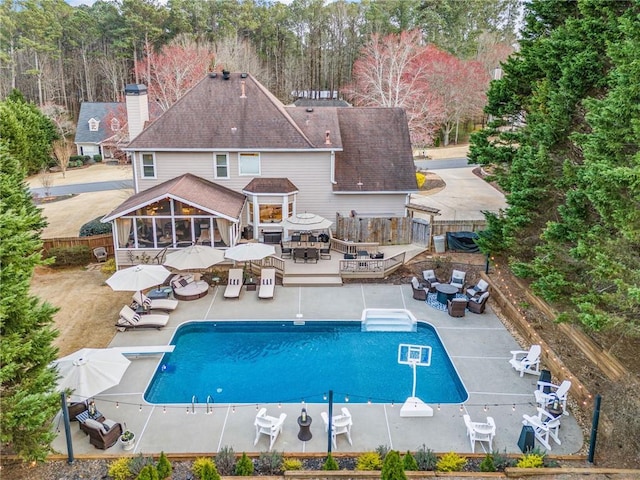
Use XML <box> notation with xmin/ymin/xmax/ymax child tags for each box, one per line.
<box><xmin>127</xmin><ymin>73</ymin><xmax>317</xmax><ymax>150</ymax></box>
<box><xmin>74</xmin><ymin>102</ymin><xmax>122</xmax><ymax>144</ymax></box>
<box><xmin>102</xmin><ymin>173</ymin><xmax>246</xmax><ymax>222</ymax></box>
<box><xmin>242</xmin><ymin>178</ymin><xmax>299</xmax><ymax>194</ymax></box>
<box><xmin>333</xmin><ymin>108</ymin><xmax>418</xmax><ymax>192</ymax></box>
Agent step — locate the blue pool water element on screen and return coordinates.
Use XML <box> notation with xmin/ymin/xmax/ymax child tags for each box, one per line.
<box><xmin>144</xmin><ymin>321</ymin><xmax>468</xmax><ymax>404</ymax></box>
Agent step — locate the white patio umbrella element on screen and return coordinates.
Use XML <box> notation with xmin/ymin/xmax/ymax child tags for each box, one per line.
<box><xmin>224</xmin><ymin>242</ymin><xmax>275</xmax><ymax>272</ymax></box>
<box><xmin>164</xmin><ymin>244</ymin><xmax>225</xmax><ymax>271</ymax></box>
<box><xmin>52</xmin><ymin>348</ymin><xmax>131</xmax><ymax>399</ymax></box>
<box><xmin>281</xmin><ymin>212</ymin><xmax>333</xmax><ymax>231</ymax></box>
<box><xmin>106</xmin><ymin>264</ymin><xmax>172</xmax><ymax>293</ymax></box>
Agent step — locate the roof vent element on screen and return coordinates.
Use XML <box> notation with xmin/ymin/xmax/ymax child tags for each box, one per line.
<box><xmin>209</xmin><ymin>72</ymin><xmax>217</xmax><ymax>78</ymax></box>
<box><xmin>306</xmin><ymin>107</ymin><xmax>314</xmax><ymax>113</ymax></box>
<box><xmin>222</xmin><ymin>70</ymin><xmax>230</xmax><ymax>80</ymax></box>
<box><xmin>240</xmin><ymin>73</ymin><xmax>248</xmax><ymax>78</ymax></box>
<box><xmin>325</xmin><ymin>130</ymin><xmax>331</xmax><ymax>145</ymax></box>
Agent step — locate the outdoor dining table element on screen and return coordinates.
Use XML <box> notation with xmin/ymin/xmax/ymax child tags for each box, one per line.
<box><xmin>283</xmin><ymin>241</ymin><xmax>326</xmax><ymax>249</ymax></box>
<box><xmin>436</xmin><ymin>284</ymin><xmax>459</xmax><ymax>304</ymax></box>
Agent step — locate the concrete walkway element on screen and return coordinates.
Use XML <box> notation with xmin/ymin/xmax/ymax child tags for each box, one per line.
<box><xmin>52</xmin><ymin>284</ymin><xmax>583</xmax><ymax>457</ymax></box>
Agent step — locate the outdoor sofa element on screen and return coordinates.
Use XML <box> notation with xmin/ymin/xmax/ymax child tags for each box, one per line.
<box><xmin>171</xmin><ymin>274</ymin><xmax>209</xmax><ymax>300</ymax></box>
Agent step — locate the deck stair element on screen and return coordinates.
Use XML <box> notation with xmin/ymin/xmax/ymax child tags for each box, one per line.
<box><xmin>282</xmin><ymin>272</ymin><xmax>343</xmax><ymax>287</ymax></box>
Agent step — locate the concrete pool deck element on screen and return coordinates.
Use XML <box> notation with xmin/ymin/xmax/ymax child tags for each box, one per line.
<box><xmin>52</xmin><ymin>284</ymin><xmax>584</xmax><ymax>457</ymax></box>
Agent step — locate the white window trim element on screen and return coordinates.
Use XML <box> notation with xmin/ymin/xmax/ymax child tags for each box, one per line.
<box><xmin>88</xmin><ymin>118</ymin><xmax>100</xmax><ymax>132</ymax></box>
<box><xmin>214</xmin><ymin>153</ymin><xmax>230</xmax><ymax>179</ymax></box>
<box><xmin>238</xmin><ymin>152</ymin><xmax>261</xmax><ymax>176</ymax></box>
<box><xmin>140</xmin><ymin>152</ymin><xmax>157</xmax><ymax>179</ymax></box>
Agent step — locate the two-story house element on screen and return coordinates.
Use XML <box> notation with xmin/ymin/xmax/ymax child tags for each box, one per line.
<box><xmin>103</xmin><ymin>72</ymin><xmax>417</xmax><ymax>267</ymax></box>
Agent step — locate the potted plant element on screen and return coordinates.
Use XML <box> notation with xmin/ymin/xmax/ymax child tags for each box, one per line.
<box><xmin>119</xmin><ymin>429</ymin><xmax>135</xmax><ymax>450</ymax></box>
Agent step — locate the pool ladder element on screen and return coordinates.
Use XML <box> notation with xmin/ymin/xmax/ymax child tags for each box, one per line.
<box><xmin>189</xmin><ymin>395</ymin><xmax>214</xmax><ymax>415</ymax></box>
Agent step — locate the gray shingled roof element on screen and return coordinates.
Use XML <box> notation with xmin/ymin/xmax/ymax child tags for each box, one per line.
<box><xmin>102</xmin><ymin>174</ymin><xmax>246</xmax><ymax>222</ymax></box>
<box><xmin>242</xmin><ymin>178</ymin><xmax>299</xmax><ymax>194</ymax></box>
<box><xmin>74</xmin><ymin>102</ymin><xmax>122</xmax><ymax>144</ymax></box>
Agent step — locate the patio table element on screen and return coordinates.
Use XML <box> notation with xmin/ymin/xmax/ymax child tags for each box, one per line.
<box><xmin>436</xmin><ymin>284</ymin><xmax>458</xmax><ymax>304</ymax></box>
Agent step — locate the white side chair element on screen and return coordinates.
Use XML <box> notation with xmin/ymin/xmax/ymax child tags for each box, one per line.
<box><xmin>463</xmin><ymin>414</ymin><xmax>495</xmax><ymax>453</ymax></box>
<box><xmin>534</xmin><ymin>380</ymin><xmax>571</xmax><ymax>414</ymax></box>
<box><xmin>254</xmin><ymin>408</ymin><xmax>287</xmax><ymax>451</ymax></box>
<box><xmin>321</xmin><ymin>407</ymin><xmax>353</xmax><ymax>449</ymax></box>
<box><xmin>448</xmin><ymin>269</ymin><xmax>467</xmax><ymax>292</ymax></box>
<box><xmin>509</xmin><ymin>345</ymin><xmax>542</xmax><ymax>377</ymax></box>
<box><xmin>522</xmin><ymin>407</ymin><xmax>561</xmax><ymax>450</ymax></box>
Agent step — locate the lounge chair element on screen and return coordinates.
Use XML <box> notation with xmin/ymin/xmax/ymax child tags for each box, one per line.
<box><xmin>93</xmin><ymin>247</ymin><xmax>108</xmax><ymax>263</ymax></box>
<box><xmin>463</xmin><ymin>414</ymin><xmax>496</xmax><ymax>453</ymax></box>
<box><xmin>468</xmin><ymin>291</ymin><xmax>490</xmax><ymax>314</ymax></box>
<box><xmin>422</xmin><ymin>269</ymin><xmax>440</xmax><ymax>292</ymax></box>
<box><xmin>321</xmin><ymin>407</ymin><xmax>353</xmax><ymax>449</ymax></box>
<box><xmin>522</xmin><ymin>407</ymin><xmax>561</xmax><ymax>450</ymax></box>
<box><xmin>448</xmin><ymin>269</ymin><xmax>467</xmax><ymax>292</ymax></box>
<box><xmin>466</xmin><ymin>279</ymin><xmax>489</xmax><ymax>298</ymax></box>
<box><xmin>509</xmin><ymin>345</ymin><xmax>542</xmax><ymax>377</ymax></box>
<box><xmin>258</xmin><ymin>268</ymin><xmax>276</xmax><ymax>299</ymax></box>
<box><xmin>116</xmin><ymin>305</ymin><xmax>169</xmax><ymax>331</ymax></box>
<box><xmin>132</xmin><ymin>291</ymin><xmax>178</xmax><ymax>312</ymax></box>
<box><xmin>411</xmin><ymin>277</ymin><xmax>427</xmax><ymax>301</ymax></box>
<box><xmin>534</xmin><ymin>380</ymin><xmax>571</xmax><ymax>413</ymax></box>
<box><xmin>79</xmin><ymin>417</ymin><xmax>123</xmax><ymax>449</ymax></box>
<box><xmin>171</xmin><ymin>274</ymin><xmax>209</xmax><ymax>301</ymax></box>
<box><xmin>223</xmin><ymin>268</ymin><xmax>243</xmax><ymax>299</ymax></box>
<box><xmin>254</xmin><ymin>408</ymin><xmax>286</xmax><ymax>451</ymax></box>
<box><xmin>447</xmin><ymin>297</ymin><xmax>468</xmax><ymax>317</ymax></box>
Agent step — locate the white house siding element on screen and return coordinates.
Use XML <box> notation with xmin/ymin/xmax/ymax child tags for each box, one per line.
<box><xmin>132</xmin><ymin>150</ymin><xmax>408</xmax><ymax>222</ymax></box>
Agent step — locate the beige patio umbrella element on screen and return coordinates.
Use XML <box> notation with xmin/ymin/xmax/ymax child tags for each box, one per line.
<box><xmin>224</xmin><ymin>242</ymin><xmax>275</xmax><ymax>273</ymax></box>
<box><xmin>106</xmin><ymin>264</ymin><xmax>172</xmax><ymax>293</ymax></box>
<box><xmin>281</xmin><ymin>212</ymin><xmax>333</xmax><ymax>231</ymax></box>
<box><xmin>164</xmin><ymin>244</ymin><xmax>225</xmax><ymax>271</ymax></box>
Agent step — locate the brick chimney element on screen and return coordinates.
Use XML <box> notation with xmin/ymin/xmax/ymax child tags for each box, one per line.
<box><xmin>125</xmin><ymin>84</ymin><xmax>149</xmax><ymax>141</ymax></box>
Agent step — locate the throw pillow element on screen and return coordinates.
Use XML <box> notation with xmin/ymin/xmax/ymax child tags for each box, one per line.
<box><xmin>179</xmin><ymin>278</ymin><xmax>189</xmax><ymax>287</ymax></box>
<box><xmin>83</xmin><ymin>418</ymin><xmax>103</xmax><ymax>431</ymax></box>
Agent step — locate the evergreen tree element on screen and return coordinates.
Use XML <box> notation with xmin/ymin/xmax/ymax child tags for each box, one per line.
<box><xmin>0</xmin><ymin>143</ymin><xmax>60</xmax><ymax>460</ymax></box>
<box><xmin>381</xmin><ymin>450</ymin><xmax>407</xmax><ymax>480</ymax></box>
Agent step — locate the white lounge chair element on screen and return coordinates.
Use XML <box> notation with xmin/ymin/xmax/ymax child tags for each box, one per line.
<box><xmin>253</xmin><ymin>408</ymin><xmax>286</xmax><ymax>451</ymax></box>
<box><xmin>116</xmin><ymin>305</ymin><xmax>169</xmax><ymax>331</ymax></box>
<box><xmin>223</xmin><ymin>269</ymin><xmax>243</xmax><ymax>299</ymax></box>
<box><xmin>509</xmin><ymin>345</ymin><xmax>542</xmax><ymax>377</ymax></box>
<box><xmin>522</xmin><ymin>407</ymin><xmax>562</xmax><ymax>450</ymax></box>
<box><xmin>258</xmin><ymin>268</ymin><xmax>275</xmax><ymax>299</ymax></box>
<box><xmin>132</xmin><ymin>291</ymin><xmax>178</xmax><ymax>312</ymax></box>
<box><xmin>534</xmin><ymin>379</ymin><xmax>571</xmax><ymax>414</ymax></box>
<box><xmin>463</xmin><ymin>414</ymin><xmax>496</xmax><ymax>453</ymax></box>
<box><xmin>466</xmin><ymin>279</ymin><xmax>489</xmax><ymax>298</ymax></box>
<box><xmin>321</xmin><ymin>407</ymin><xmax>353</xmax><ymax>449</ymax></box>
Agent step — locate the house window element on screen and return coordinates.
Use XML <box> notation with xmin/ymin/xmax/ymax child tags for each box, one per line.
<box><xmin>239</xmin><ymin>153</ymin><xmax>260</xmax><ymax>176</ymax></box>
<box><xmin>141</xmin><ymin>153</ymin><xmax>156</xmax><ymax>178</ymax></box>
<box><xmin>111</xmin><ymin>118</ymin><xmax>121</xmax><ymax>132</ymax></box>
<box><xmin>214</xmin><ymin>154</ymin><xmax>229</xmax><ymax>178</ymax></box>
<box><xmin>259</xmin><ymin>204</ymin><xmax>283</xmax><ymax>223</ymax></box>
<box><xmin>88</xmin><ymin>118</ymin><xmax>99</xmax><ymax>132</ymax></box>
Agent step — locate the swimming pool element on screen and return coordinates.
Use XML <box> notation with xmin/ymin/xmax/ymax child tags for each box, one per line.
<box><xmin>144</xmin><ymin>321</ymin><xmax>468</xmax><ymax>405</ymax></box>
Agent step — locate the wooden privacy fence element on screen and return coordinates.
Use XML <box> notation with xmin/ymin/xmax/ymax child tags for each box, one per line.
<box><xmin>335</xmin><ymin>215</ymin><xmax>412</xmax><ymax>245</ymax></box>
<box><xmin>42</xmin><ymin>233</ymin><xmax>114</xmax><ymax>257</ymax></box>
<box><xmin>431</xmin><ymin>219</ymin><xmax>486</xmax><ymax>237</ymax></box>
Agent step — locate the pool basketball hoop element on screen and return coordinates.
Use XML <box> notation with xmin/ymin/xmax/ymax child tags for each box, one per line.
<box><xmin>398</xmin><ymin>344</ymin><xmax>433</xmax><ymax>417</ymax></box>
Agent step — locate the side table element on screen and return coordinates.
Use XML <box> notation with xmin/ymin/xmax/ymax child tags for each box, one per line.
<box><xmin>297</xmin><ymin>415</ymin><xmax>312</xmax><ymax>441</ymax></box>
<box><xmin>245</xmin><ymin>281</ymin><xmax>257</xmax><ymax>291</ymax></box>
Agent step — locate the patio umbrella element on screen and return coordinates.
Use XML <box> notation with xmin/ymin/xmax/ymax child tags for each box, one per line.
<box><xmin>224</xmin><ymin>242</ymin><xmax>275</xmax><ymax>272</ymax></box>
<box><xmin>52</xmin><ymin>348</ymin><xmax>131</xmax><ymax>399</ymax></box>
<box><xmin>106</xmin><ymin>264</ymin><xmax>172</xmax><ymax>293</ymax></box>
<box><xmin>164</xmin><ymin>244</ymin><xmax>225</xmax><ymax>271</ymax></box>
<box><xmin>281</xmin><ymin>212</ymin><xmax>333</xmax><ymax>231</ymax></box>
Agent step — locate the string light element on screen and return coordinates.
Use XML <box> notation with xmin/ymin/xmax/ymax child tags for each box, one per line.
<box><xmin>437</xmin><ymin>404</ymin><xmax>441</xmax><ymax>411</ymax></box>
<box><xmin>345</xmin><ymin>394</ymin><xmax>350</xmax><ymax>402</ymax></box>
<box><xmin>367</xmin><ymin>398</ymin><xmax>372</xmax><ymax>405</ymax></box>
<box><xmin>512</xmin><ymin>404</ymin><xmax>516</xmax><ymax>411</ymax></box>
<box><xmin>115</xmin><ymin>402</ymin><xmax>119</xmax><ymax>409</ymax></box>
<box><xmin>139</xmin><ymin>404</ymin><xmax>142</xmax><ymax>412</ymax></box>
<box><xmin>163</xmin><ymin>406</ymin><xmax>166</xmax><ymax>414</ymax></box>
<box><xmin>232</xmin><ymin>406</ymin><xmax>236</xmax><ymax>413</ymax></box>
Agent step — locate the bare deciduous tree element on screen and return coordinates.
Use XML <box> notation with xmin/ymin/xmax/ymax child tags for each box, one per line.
<box><xmin>39</xmin><ymin>168</ymin><xmax>53</xmax><ymax>198</ymax></box>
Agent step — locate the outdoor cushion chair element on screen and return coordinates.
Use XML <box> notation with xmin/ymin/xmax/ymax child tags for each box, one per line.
<box><xmin>463</xmin><ymin>414</ymin><xmax>496</xmax><ymax>453</ymax></box>
<box><xmin>280</xmin><ymin>242</ymin><xmax>292</xmax><ymax>259</ymax></box>
<box><xmin>320</xmin><ymin>246</ymin><xmax>332</xmax><ymax>259</ymax></box>
<box><xmin>68</xmin><ymin>400</ymin><xmax>89</xmax><ymax>421</ymax></box>
<box><xmin>422</xmin><ymin>270</ymin><xmax>440</xmax><ymax>292</ymax></box>
<box><xmin>293</xmin><ymin>248</ymin><xmax>306</xmax><ymax>263</ymax></box>
<box><xmin>411</xmin><ymin>277</ymin><xmax>427</xmax><ymax>301</ymax></box>
<box><xmin>321</xmin><ymin>407</ymin><xmax>353</xmax><ymax>449</ymax></box>
<box><xmin>447</xmin><ymin>297</ymin><xmax>468</xmax><ymax>317</ymax></box>
<box><xmin>468</xmin><ymin>291</ymin><xmax>490</xmax><ymax>314</ymax></box>
<box><xmin>522</xmin><ymin>407</ymin><xmax>561</xmax><ymax>451</ymax></box>
<box><xmin>509</xmin><ymin>345</ymin><xmax>542</xmax><ymax>377</ymax></box>
<box><xmin>132</xmin><ymin>291</ymin><xmax>178</xmax><ymax>312</ymax></box>
<box><xmin>534</xmin><ymin>380</ymin><xmax>571</xmax><ymax>414</ymax></box>
<box><xmin>254</xmin><ymin>408</ymin><xmax>287</xmax><ymax>451</ymax></box>
<box><xmin>448</xmin><ymin>269</ymin><xmax>467</xmax><ymax>292</ymax></box>
<box><xmin>306</xmin><ymin>248</ymin><xmax>319</xmax><ymax>263</ymax></box>
<box><xmin>466</xmin><ymin>279</ymin><xmax>489</xmax><ymax>298</ymax></box>
<box><xmin>258</xmin><ymin>268</ymin><xmax>276</xmax><ymax>299</ymax></box>
<box><xmin>79</xmin><ymin>417</ymin><xmax>123</xmax><ymax>449</ymax></box>
<box><xmin>116</xmin><ymin>305</ymin><xmax>169</xmax><ymax>331</ymax></box>
<box><xmin>171</xmin><ymin>274</ymin><xmax>209</xmax><ymax>301</ymax></box>
<box><xmin>223</xmin><ymin>269</ymin><xmax>243</xmax><ymax>299</ymax></box>
<box><xmin>93</xmin><ymin>247</ymin><xmax>108</xmax><ymax>263</ymax></box>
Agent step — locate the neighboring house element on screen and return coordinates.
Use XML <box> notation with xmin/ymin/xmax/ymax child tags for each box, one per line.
<box><xmin>74</xmin><ymin>102</ymin><xmax>124</xmax><ymax>160</ymax></box>
<box><xmin>103</xmin><ymin>72</ymin><xmax>417</xmax><ymax>266</ymax></box>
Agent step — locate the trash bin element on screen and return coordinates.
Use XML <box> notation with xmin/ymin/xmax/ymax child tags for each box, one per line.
<box><xmin>518</xmin><ymin>425</ymin><xmax>535</xmax><ymax>453</ymax></box>
<box><xmin>433</xmin><ymin>235</ymin><xmax>446</xmax><ymax>253</ymax></box>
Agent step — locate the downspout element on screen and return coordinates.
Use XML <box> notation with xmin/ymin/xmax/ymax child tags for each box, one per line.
<box><xmin>330</xmin><ymin>150</ymin><xmax>337</xmax><ymax>184</ymax></box>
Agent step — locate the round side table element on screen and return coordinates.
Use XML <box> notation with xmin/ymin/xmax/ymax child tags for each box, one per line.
<box><xmin>297</xmin><ymin>415</ymin><xmax>312</xmax><ymax>441</ymax></box>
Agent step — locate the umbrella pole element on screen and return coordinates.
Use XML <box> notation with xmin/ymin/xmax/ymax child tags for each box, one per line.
<box><xmin>60</xmin><ymin>392</ymin><xmax>74</xmax><ymax>464</ymax></box>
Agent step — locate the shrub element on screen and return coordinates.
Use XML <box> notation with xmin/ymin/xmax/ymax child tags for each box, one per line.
<box><xmin>101</xmin><ymin>258</ymin><xmax>116</xmax><ymax>274</ymax></box>
<box><xmin>199</xmin><ymin>462</ymin><xmax>221</xmax><ymax>480</ymax></box>
<box><xmin>479</xmin><ymin>454</ymin><xmax>496</xmax><ymax>472</ymax></box>
<box><xmin>235</xmin><ymin>452</ymin><xmax>254</xmax><ymax>476</ymax></box>
<box><xmin>414</xmin><ymin>445</ymin><xmax>437</xmax><ymax>471</ymax></box>
<box><xmin>255</xmin><ymin>450</ymin><xmax>283</xmax><ymax>475</ymax></box>
<box><xmin>108</xmin><ymin>457</ymin><xmax>132</xmax><ymax>480</ymax></box>
<box><xmin>46</xmin><ymin>245</ymin><xmax>91</xmax><ymax>267</ymax></box>
<box><xmin>376</xmin><ymin>444</ymin><xmax>390</xmax><ymax>460</ymax></box>
<box><xmin>516</xmin><ymin>453</ymin><xmax>544</xmax><ymax>468</ymax></box>
<box><xmin>70</xmin><ymin>155</ymin><xmax>85</xmax><ymax>164</ymax></box>
<box><xmin>402</xmin><ymin>451</ymin><xmax>418</xmax><ymax>471</ymax></box>
<box><xmin>129</xmin><ymin>454</ymin><xmax>155</xmax><ymax>478</ymax></box>
<box><xmin>356</xmin><ymin>451</ymin><xmax>383</xmax><ymax>470</ymax></box>
<box><xmin>136</xmin><ymin>465</ymin><xmax>159</xmax><ymax>480</ymax></box>
<box><xmin>491</xmin><ymin>449</ymin><xmax>515</xmax><ymax>470</ymax></box>
<box><xmin>156</xmin><ymin>452</ymin><xmax>172</xmax><ymax>479</ymax></box>
<box><xmin>282</xmin><ymin>458</ymin><xmax>302</xmax><ymax>471</ymax></box>
<box><xmin>322</xmin><ymin>454</ymin><xmax>339</xmax><ymax>471</ymax></box>
<box><xmin>416</xmin><ymin>172</ymin><xmax>426</xmax><ymax>189</ymax></box>
<box><xmin>79</xmin><ymin>216</ymin><xmax>112</xmax><ymax>236</ymax></box>
<box><xmin>93</xmin><ymin>154</ymin><xmax>103</xmax><ymax>162</ymax></box>
<box><xmin>381</xmin><ymin>450</ymin><xmax>406</xmax><ymax>480</ymax></box>
<box><xmin>192</xmin><ymin>457</ymin><xmax>217</xmax><ymax>480</ymax></box>
<box><xmin>436</xmin><ymin>452</ymin><xmax>467</xmax><ymax>472</ymax></box>
<box><xmin>215</xmin><ymin>446</ymin><xmax>236</xmax><ymax>475</ymax></box>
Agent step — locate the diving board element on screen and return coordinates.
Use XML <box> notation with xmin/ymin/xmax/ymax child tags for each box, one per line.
<box><xmin>109</xmin><ymin>346</ymin><xmax>174</xmax><ymax>356</ymax></box>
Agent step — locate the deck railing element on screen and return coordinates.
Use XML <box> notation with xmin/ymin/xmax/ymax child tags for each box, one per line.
<box><xmin>330</xmin><ymin>238</ymin><xmax>379</xmax><ymax>255</ymax></box>
<box><xmin>339</xmin><ymin>252</ymin><xmax>405</xmax><ymax>278</ymax></box>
